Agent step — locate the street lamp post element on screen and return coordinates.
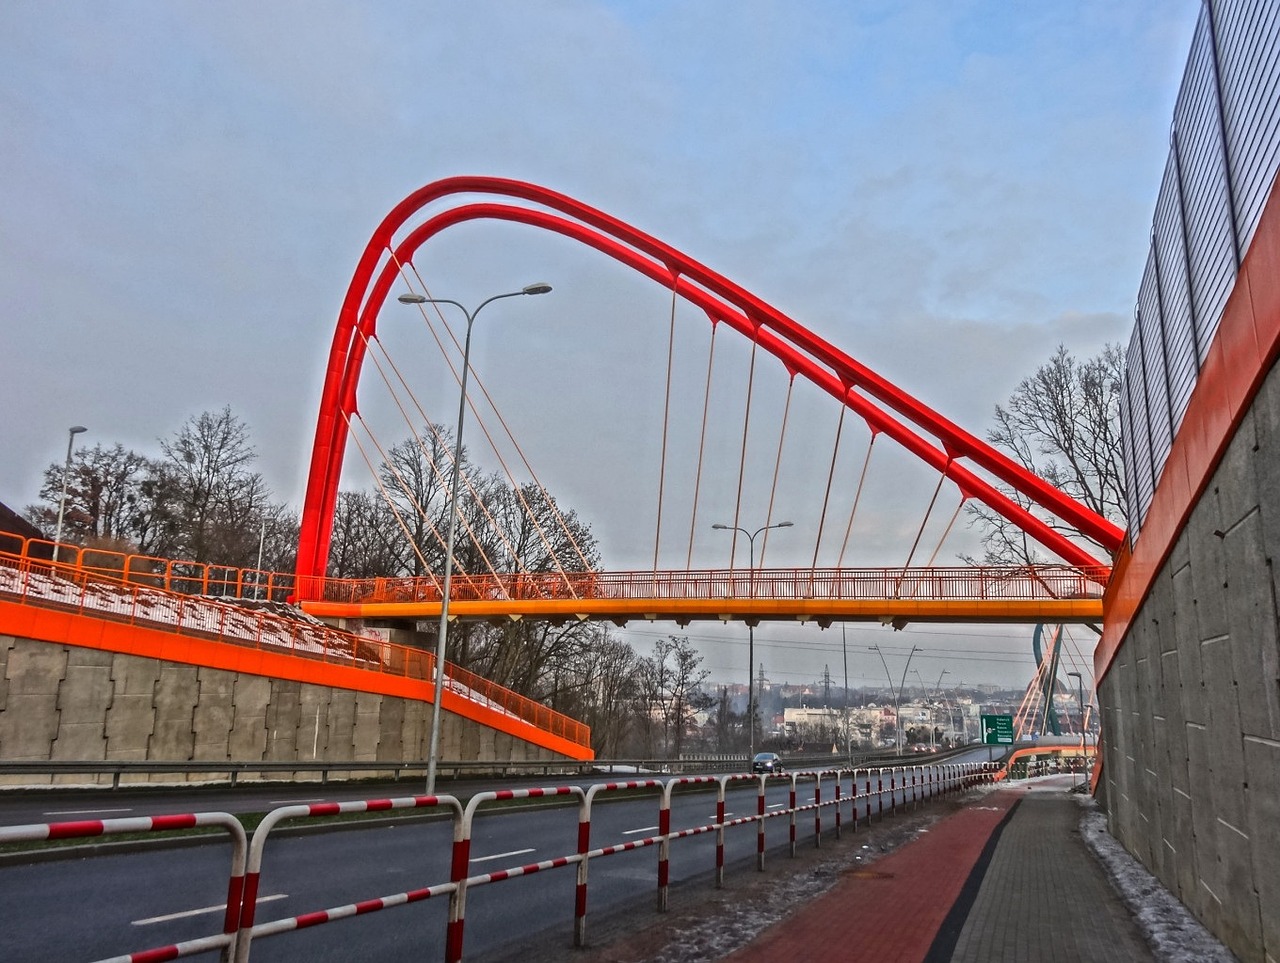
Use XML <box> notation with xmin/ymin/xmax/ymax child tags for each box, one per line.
<box><xmin>711</xmin><ymin>520</ymin><xmax>792</xmax><ymax>762</ymax></box>
<box><xmin>398</xmin><ymin>283</ymin><xmax>552</xmax><ymax>795</ymax></box>
<box><xmin>1066</xmin><ymin>670</ymin><xmax>1087</xmax><ymax>785</ymax></box>
<box><xmin>53</xmin><ymin>425</ymin><xmax>87</xmax><ymax>563</ymax></box>
<box><xmin>870</xmin><ymin>643</ymin><xmax>919</xmax><ymax>755</ymax></box>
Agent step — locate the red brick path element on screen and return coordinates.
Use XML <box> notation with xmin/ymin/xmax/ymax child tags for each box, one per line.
<box><xmin>723</xmin><ymin>789</ymin><xmax>1025</xmax><ymax>963</ymax></box>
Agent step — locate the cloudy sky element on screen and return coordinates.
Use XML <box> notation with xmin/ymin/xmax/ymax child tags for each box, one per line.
<box><xmin>1</xmin><ymin>2</ymin><xmax>1200</xmax><ymax>689</ymax></box>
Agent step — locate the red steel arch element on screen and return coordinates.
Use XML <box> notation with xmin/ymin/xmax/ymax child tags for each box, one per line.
<box><xmin>295</xmin><ymin>177</ymin><xmax>1123</xmax><ymax>591</ymax></box>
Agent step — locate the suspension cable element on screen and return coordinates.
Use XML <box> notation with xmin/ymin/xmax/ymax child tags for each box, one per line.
<box><xmin>406</xmin><ymin>263</ymin><xmax>594</xmax><ymax>576</ymax></box>
<box><xmin>894</xmin><ymin>466</ymin><xmax>950</xmax><ymax>598</ymax></box>
<box><xmin>810</xmin><ymin>400</ymin><xmax>847</xmax><ymax>569</ymax></box>
<box><xmin>361</xmin><ymin>331</ymin><xmax>509</xmax><ymax>584</ymax></box>
<box><xmin>345</xmin><ymin>413</ymin><xmax>437</xmax><ymax>585</ymax></box>
<box><xmin>836</xmin><ymin>431</ymin><xmax>878</xmax><ymax>568</ymax></box>
<box><xmin>351</xmin><ymin>408</ymin><xmax>498</xmax><ymax>583</ymax></box>
<box><xmin>685</xmin><ymin>321</ymin><xmax>719</xmax><ymax>570</ymax></box>
<box><xmin>922</xmin><ymin>491</ymin><xmax>967</xmax><ymax>568</ymax></box>
<box><xmin>654</xmin><ymin>280</ymin><xmax>679</xmax><ymax>571</ymax></box>
<box><xmin>393</xmin><ymin>265</ymin><xmax>585</xmax><ymax>595</ymax></box>
<box><xmin>728</xmin><ymin>334</ymin><xmax>760</xmax><ymax>566</ymax></box>
<box><xmin>758</xmin><ymin>374</ymin><xmax>795</xmax><ymax>566</ymax></box>
<box><xmin>902</xmin><ymin>469</ymin><xmax>948</xmax><ymax>570</ymax></box>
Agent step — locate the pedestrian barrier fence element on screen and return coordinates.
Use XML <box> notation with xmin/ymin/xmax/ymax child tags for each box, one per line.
<box><xmin>1</xmin><ymin>761</ymin><xmax>995</xmax><ymax>963</ymax></box>
<box><xmin>0</xmin><ymin>811</ymin><xmax>248</xmax><ymax>963</ymax></box>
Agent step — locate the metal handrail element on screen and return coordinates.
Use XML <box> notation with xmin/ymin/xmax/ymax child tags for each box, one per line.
<box><xmin>0</xmin><ymin>747</ymin><xmax>975</xmax><ymax>789</ymax></box>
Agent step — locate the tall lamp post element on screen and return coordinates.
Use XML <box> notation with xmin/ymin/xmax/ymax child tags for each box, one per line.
<box><xmin>53</xmin><ymin>425</ymin><xmax>88</xmax><ymax>562</ymax></box>
<box><xmin>711</xmin><ymin>520</ymin><xmax>792</xmax><ymax>762</ymax></box>
<box><xmin>870</xmin><ymin>643</ymin><xmax>919</xmax><ymax>755</ymax></box>
<box><xmin>398</xmin><ymin>283</ymin><xmax>552</xmax><ymax>795</ymax></box>
<box><xmin>1066</xmin><ymin>670</ymin><xmax>1087</xmax><ymax>785</ymax></box>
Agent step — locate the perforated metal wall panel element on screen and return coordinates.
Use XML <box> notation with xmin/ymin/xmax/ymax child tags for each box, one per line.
<box><xmin>1121</xmin><ymin>0</ymin><xmax>1279</xmax><ymax>537</ymax></box>
<box><xmin>1215</xmin><ymin>0</ymin><xmax>1280</xmax><ymax>253</ymax></box>
<box><xmin>1153</xmin><ymin>156</ymin><xmax>1201</xmax><ymax>433</ymax></box>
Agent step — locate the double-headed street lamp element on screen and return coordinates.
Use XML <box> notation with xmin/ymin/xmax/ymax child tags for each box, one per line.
<box><xmin>913</xmin><ymin>667</ymin><xmax>949</xmax><ymax>748</ymax></box>
<box><xmin>53</xmin><ymin>425</ymin><xmax>87</xmax><ymax>563</ymax></box>
<box><xmin>398</xmin><ymin>282</ymin><xmax>552</xmax><ymax>795</ymax></box>
<box><xmin>870</xmin><ymin>643</ymin><xmax>919</xmax><ymax>755</ymax></box>
<box><xmin>711</xmin><ymin>520</ymin><xmax>792</xmax><ymax>761</ymax></box>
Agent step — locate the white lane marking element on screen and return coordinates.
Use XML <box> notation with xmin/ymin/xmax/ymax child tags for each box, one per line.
<box><xmin>623</xmin><ymin>826</ymin><xmax>660</xmax><ymax>835</ymax></box>
<box><xmin>470</xmin><ymin>848</ymin><xmax>535</xmax><ymax>863</ymax></box>
<box><xmin>133</xmin><ymin>894</ymin><xmax>287</xmax><ymax>926</ymax></box>
<box><xmin>44</xmin><ymin>808</ymin><xmax>133</xmax><ymax>816</ymax></box>
<box><xmin>767</xmin><ymin>803</ymin><xmax>785</xmax><ymax>809</ymax></box>
<box><xmin>267</xmin><ymin>799</ymin><xmax>327</xmax><ymax>805</ymax></box>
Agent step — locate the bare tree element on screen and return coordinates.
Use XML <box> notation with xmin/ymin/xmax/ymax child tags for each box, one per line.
<box><xmin>160</xmin><ymin>407</ymin><xmax>265</xmax><ymax>562</ymax></box>
<box><xmin>633</xmin><ymin>636</ymin><xmax>712</xmax><ymax>758</ymax></box>
<box><xmin>25</xmin><ymin>443</ymin><xmax>151</xmax><ymax>545</ymax></box>
<box><xmin>966</xmin><ymin>343</ymin><xmax>1127</xmax><ymax>565</ymax></box>
<box><xmin>327</xmin><ymin>490</ymin><xmax>404</xmax><ymax>578</ymax></box>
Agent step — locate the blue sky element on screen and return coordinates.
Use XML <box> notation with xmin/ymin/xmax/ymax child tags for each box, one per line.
<box><xmin>0</xmin><ymin>1</ymin><xmax>1201</xmax><ymax>686</ymax></box>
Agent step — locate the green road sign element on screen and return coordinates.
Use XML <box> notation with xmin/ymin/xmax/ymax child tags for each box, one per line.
<box><xmin>981</xmin><ymin>714</ymin><xmax>1014</xmax><ymax>745</ymax></box>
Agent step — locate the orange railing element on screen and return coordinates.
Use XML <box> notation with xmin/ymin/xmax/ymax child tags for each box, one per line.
<box><xmin>316</xmin><ymin>564</ymin><xmax>1111</xmax><ymax>607</ymax></box>
<box><xmin>0</xmin><ymin>533</ymin><xmax>298</xmax><ymax>603</ymax></box>
<box><xmin>0</xmin><ymin>547</ymin><xmax>590</xmax><ymax>751</ymax></box>
<box><xmin>1</xmin><ymin>535</ymin><xmax>1108</xmax><ymax>610</ymax></box>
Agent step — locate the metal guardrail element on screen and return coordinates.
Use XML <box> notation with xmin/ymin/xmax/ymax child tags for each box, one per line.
<box><xmin>1</xmin><ymin>761</ymin><xmax>996</xmax><ymax>963</ymax></box>
<box><xmin>0</xmin><ymin>748</ymin><xmax>973</xmax><ymax>790</ymax></box>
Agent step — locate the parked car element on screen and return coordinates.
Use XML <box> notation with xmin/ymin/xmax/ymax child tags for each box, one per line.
<box><xmin>751</xmin><ymin>752</ymin><xmax>784</xmax><ymax>774</ymax></box>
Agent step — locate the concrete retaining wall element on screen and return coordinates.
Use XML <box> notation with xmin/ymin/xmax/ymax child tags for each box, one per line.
<box><xmin>0</xmin><ymin>634</ymin><xmax>563</xmax><ymax>784</ymax></box>
<box><xmin>1099</xmin><ymin>356</ymin><xmax>1280</xmax><ymax>963</ymax></box>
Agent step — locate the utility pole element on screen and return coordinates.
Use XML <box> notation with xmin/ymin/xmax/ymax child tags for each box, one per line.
<box><xmin>755</xmin><ymin>662</ymin><xmax>767</xmax><ymax>745</ymax></box>
<box><xmin>842</xmin><ymin>626</ymin><xmax>852</xmax><ymax>763</ymax></box>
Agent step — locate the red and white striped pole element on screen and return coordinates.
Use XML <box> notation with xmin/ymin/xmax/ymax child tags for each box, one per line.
<box><xmin>757</xmin><ymin>777</ymin><xmax>767</xmax><ymax>871</ymax></box>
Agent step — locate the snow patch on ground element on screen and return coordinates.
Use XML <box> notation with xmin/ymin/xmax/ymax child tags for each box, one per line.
<box><xmin>1077</xmin><ymin>796</ymin><xmax>1239</xmax><ymax>963</ymax></box>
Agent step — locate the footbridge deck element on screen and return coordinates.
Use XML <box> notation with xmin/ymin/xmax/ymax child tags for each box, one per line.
<box><xmin>300</xmin><ymin>565</ymin><xmax>1108</xmax><ymax>626</ymax></box>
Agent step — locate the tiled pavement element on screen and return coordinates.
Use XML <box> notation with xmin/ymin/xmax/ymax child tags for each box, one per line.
<box><xmin>723</xmin><ymin>778</ymin><xmax>1154</xmax><ymax>963</ymax></box>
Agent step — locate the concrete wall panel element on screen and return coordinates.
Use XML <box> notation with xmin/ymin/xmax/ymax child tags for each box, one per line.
<box><xmin>1106</xmin><ymin>357</ymin><xmax>1280</xmax><ymax>962</ymax></box>
<box><xmin>105</xmin><ymin>692</ymin><xmax>154</xmax><ymax>760</ymax></box>
<box><xmin>0</xmin><ymin>635</ymin><xmax>13</xmax><ymax>712</ymax></box>
<box><xmin>296</xmin><ymin>684</ymin><xmax>331</xmax><ymax>762</ymax></box>
<box><xmin>192</xmin><ymin>672</ymin><xmax>235</xmax><ymax>761</ymax></box>
<box><xmin>0</xmin><ymin>636</ymin><xmax>576</xmax><ymax>778</ymax></box>
<box><xmin>149</xmin><ymin>664</ymin><xmax>197</xmax><ymax>761</ymax></box>
<box><xmin>352</xmin><ymin>691</ymin><xmax>382</xmax><ymax>761</ymax></box>
<box><xmin>265</xmin><ymin>680</ymin><xmax>302</xmax><ymax>760</ymax></box>
<box><xmin>378</xmin><ymin>696</ymin><xmax>405</xmax><ymax>760</ymax></box>
<box><xmin>1201</xmin><ymin>637</ymin><xmax>1247</xmax><ymax>832</ymax></box>
<box><xmin>1222</xmin><ymin>512</ymin><xmax>1280</xmax><ymax>741</ymax></box>
<box><xmin>228</xmin><ymin>675</ymin><xmax>270</xmax><ymax>760</ymax></box>
<box><xmin>52</xmin><ymin>660</ymin><xmax>111</xmax><ymax>761</ymax></box>
<box><xmin>328</xmin><ymin>689</ymin><xmax>357</xmax><ymax>758</ymax></box>
<box><xmin>1243</xmin><ymin>735</ymin><xmax>1280</xmax><ymax>962</ymax></box>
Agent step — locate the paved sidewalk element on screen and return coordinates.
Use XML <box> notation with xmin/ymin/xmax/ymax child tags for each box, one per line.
<box><xmin>723</xmin><ymin>777</ymin><xmax>1154</xmax><ymax>963</ymax></box>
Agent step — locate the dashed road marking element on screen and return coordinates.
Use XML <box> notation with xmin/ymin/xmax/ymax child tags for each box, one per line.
<box><xmin>134</xmin><ymin>894</ymin><xmax>286</xmax><ymax>926</ymax></box>
<box><xmin>470</xmin><ymin>848</ymin><xmax>535</xmax><ymax>863</ymax></box>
